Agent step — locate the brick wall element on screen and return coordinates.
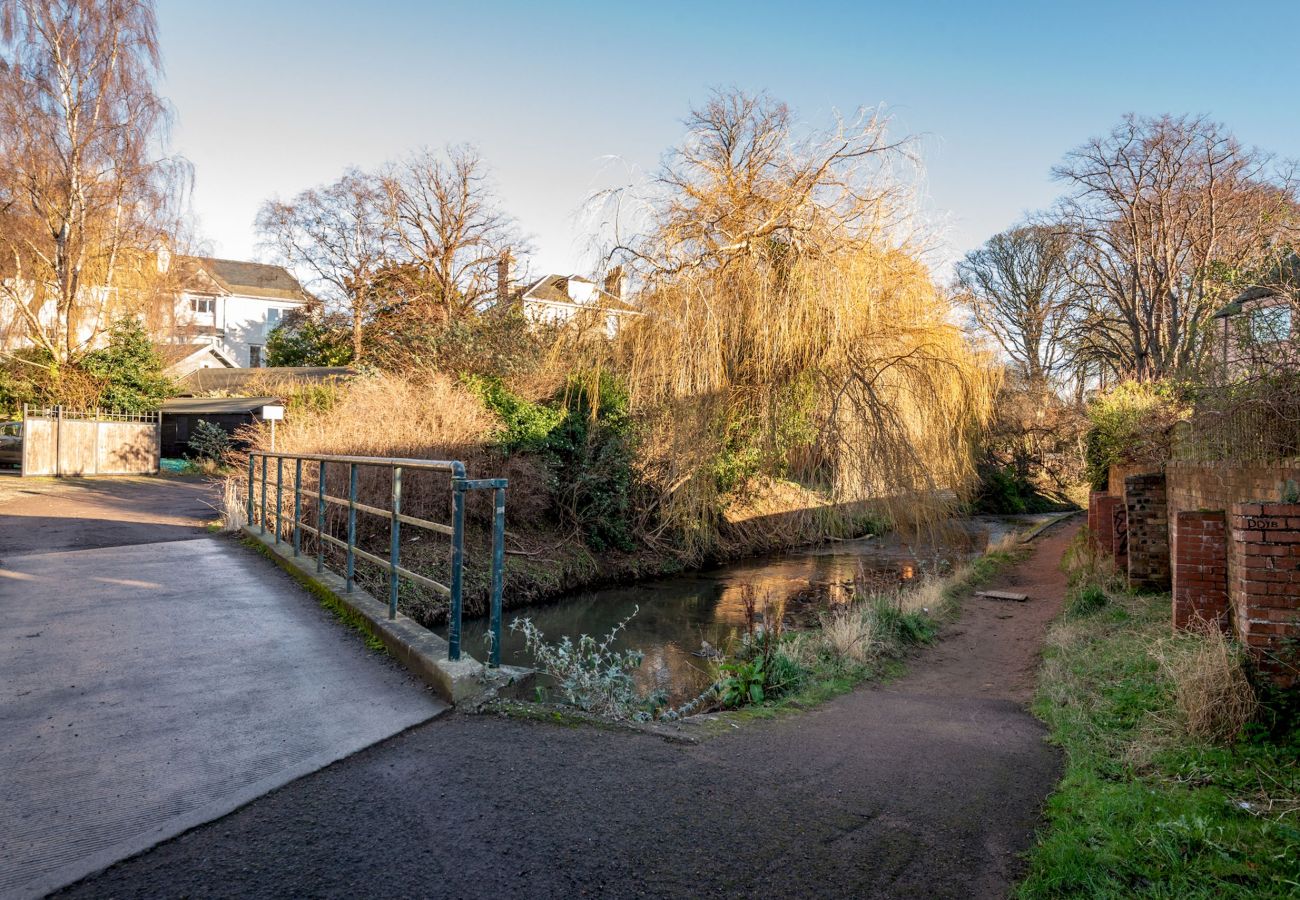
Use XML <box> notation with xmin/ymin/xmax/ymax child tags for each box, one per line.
<box><xmin>1172</xmin><ymin>511</ymin><xmax>1230</xmax><ymax>632</ymax></box>
<box><xmin>1167</xmin><ymin>461</ymin><xmax>1300</xmax><ymax>526</ymax></box>
<box><xmin>1125</xmin><ymin>473</ymin><xmax>1170</xmax><ymax>591</ymax></box>
<box><xmin>1230</xmin><ymin>503</ymin><xmax>1300</xmax><ymax>688</ymax></box>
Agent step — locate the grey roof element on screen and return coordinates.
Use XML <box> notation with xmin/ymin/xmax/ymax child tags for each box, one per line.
<box><xmin>161</xmin><ymin>396</ymin><xmax>279</xmax><ymax>415</ymax></box>
<box><xmin>182</xmin><ymin>256</ymin><xmax>311</xmax><ymax>302</ymax></box>
<box><xmin>180</xmin><ymin>366</ymin><xmax>357</xmax><ymax>395</ymax></box>
<box><xmin>521</xmin><ymin>274</ymin><xmax>639</xmax><ymax>313</ymax></box>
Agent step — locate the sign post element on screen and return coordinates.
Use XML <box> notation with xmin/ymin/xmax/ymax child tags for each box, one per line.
<box><xmin>261</xmin><ymin>404</ymin><xmax>285</xmax><ymax>451</ymax></box>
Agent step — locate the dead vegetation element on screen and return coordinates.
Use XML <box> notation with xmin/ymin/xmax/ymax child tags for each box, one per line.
<box><xmin>1152</xmin><ymin>624</ymin><xmax>1260</xmax><ymax>743</ymax></box>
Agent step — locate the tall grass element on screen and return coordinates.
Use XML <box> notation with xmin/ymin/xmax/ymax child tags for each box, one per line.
<box><xmin>1153</xmin><ymin>625</ymin><xmax>1259</xmax><ymax>743</ymax></box>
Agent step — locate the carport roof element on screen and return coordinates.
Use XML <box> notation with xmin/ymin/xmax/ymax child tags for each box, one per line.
<box><xmin>161</xmin><ymin>396</ymin><xmax>279</xmax><ymax>415</ymax></box>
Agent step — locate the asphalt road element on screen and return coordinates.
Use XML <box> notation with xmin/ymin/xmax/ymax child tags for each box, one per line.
<box><xmin>55</xmin><ymin>522</ymin><xmax>1078</xmax><ymax>899</ymax></box>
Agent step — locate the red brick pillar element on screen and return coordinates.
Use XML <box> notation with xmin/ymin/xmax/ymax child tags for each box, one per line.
<box><xmin>1125</xmin><ymin>473</ymin><xmax>1170</xmax><ymax>591</ymax></box>
<box><xmin>1088</xmin><ymin>491</ymin><xmax>1107</xmax><ymax>552</ymax></box>
<box><xmin>1172</xmin><ymin>510</ymin><xmax>1229</xmax><ymax>632</ymax></box>
<box><xmin>1230</xmin><ymin>502</ymin><xmax>1300</xmax><ymax>688</ymax></box>
<box><xmin>1111</xmin><ymin>500</ymin><xmax>1129</xmax><ymax>573</ymax></box>
<box><xmin>1093</xmin><ymin>495</ymin><xmax>1120</xmax><ymax>559</ymax></box>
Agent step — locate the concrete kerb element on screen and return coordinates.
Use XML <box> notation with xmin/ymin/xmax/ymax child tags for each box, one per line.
<box><xmin>242</xmin><ymin>527</ymin><xmax>532</xmax><ymax>705</ymax></box>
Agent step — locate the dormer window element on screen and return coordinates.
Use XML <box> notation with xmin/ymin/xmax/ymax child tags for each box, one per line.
<box><xmin>190</xmin><ymin>296</ymin><xmax>214</xmax><ymax>315</ymax></box>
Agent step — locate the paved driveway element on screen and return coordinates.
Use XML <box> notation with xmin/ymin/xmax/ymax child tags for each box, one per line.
<box><xmin>0</xmin><ymin>479</ymin><xmax>446</xmax><ymax>899</ymax></box>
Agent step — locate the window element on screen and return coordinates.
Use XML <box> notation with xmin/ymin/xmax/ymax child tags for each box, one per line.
<box><xmin>190</xmin><ymin>296</ymin><xmax>214</xmax><ymax>315</ymax></box>
<box><xmin>267</xmin><ymin>308</ymin><xmax>282</xmax><ymax>326</ymax></box>
<box><xmin>1251</xmin><ymin>304</ymin><xmax>1293</xmax><ymax>343</ymax></box>
<box><xmin>249</xmin><ymin>345</ymin><xmax>263</xmax><ymax>368</ymax></box>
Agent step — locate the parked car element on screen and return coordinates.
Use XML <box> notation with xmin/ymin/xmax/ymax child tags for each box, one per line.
<box><xmin>0</xmin><ymin>421</ymin><xmax>21</xmax><ymax>468</ymax></box>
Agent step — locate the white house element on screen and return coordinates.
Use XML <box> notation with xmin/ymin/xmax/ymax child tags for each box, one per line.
<box><xmin>169</xmin><ymin>256</ymin><xmax>313</xmax><ymax>370</ymax></box>
<box><xmin>514</xmin><ymin>272</ymin><xmax>638</xmax><ymax>338</ymax></box>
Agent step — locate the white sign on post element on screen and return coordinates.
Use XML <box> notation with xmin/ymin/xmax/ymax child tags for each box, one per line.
<box><xmin>262</xmin><ymin>404</ymin><xmax>285</xmax><ymax>450</ymax></box>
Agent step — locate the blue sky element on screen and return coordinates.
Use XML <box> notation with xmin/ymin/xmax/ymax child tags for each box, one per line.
<box><xmin>157</xmin><ymin>0</ymin><xmax>1299</xmax><ymax>277</ymax></box>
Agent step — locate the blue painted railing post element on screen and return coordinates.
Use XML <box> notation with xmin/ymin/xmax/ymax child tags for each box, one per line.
<box><xmin>274</xmin><ymin>457</ymin><xmax>283</xmax><ymax>544</ymax></box>
<box><xmin>246</xmin><ymin>454</ymin><xmax>254</xmax><ymax>528</ymax></box>
<box><xmin>388</xmin><ymin>466</ymin><xmax>401</xmax><ymax>620</ymax></box>
<box><xmin>293</xmin><ymin>458</ymin><xmax>303</xmax><ymax>557</ymax></box>
<box><xmin>259</xmin><ymin>455</ymin><xmax>268</xmax><ymax>535</ymax></box>
<box><xmin>449</xmin><ymin>479</ymin><xmax>466</xmax><ymax>661</ymax></box>
<box><xmin>346</xmin><ymin>463</ymin><xmax>358</xmax><ymax>593</ymax></box>
<box><xmin>490</xmin><ymin>484</ymin><xmax>506</xmax><ymax>668</ymax></box>
<box><xmin>316</xmin><ymin>460</ymin><xmax>326</xmax><ymax>574</ymax></box>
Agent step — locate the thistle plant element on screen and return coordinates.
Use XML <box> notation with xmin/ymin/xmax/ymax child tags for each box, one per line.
<box><xmin>509</xmin><ymin>607</ymin><xmax>647</xmax><ymax>717</ymax></box>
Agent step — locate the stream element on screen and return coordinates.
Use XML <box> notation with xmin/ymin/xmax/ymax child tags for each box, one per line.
<box><xmin>449</xmin><ymin>514</ymin><xmax>1057</xmax><ymax>705</ymax></box>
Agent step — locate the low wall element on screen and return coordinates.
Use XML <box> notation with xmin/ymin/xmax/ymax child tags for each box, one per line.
<box><xmin>1167</xmin><ymin>461</ymin><xmax>1300</xmax><ymax>524</ymax></box>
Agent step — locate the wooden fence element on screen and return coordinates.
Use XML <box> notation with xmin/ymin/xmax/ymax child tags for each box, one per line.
<box><xmin>21</xmin><ymin>406</ymin><xmax>161</xmax><ymax>477</ymax></box>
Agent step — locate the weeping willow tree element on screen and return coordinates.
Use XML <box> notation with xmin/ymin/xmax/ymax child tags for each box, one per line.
<box><xmin>580</xmin><ymin>90</ymin><xmax>997</xmax><ymax>554</ymax></box>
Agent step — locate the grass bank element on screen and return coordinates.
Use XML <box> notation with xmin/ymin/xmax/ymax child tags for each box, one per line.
<box><xmin>1021</xmin><ymin>582</ymin><xmax>1300</xmax><ymax>896</ymax></box>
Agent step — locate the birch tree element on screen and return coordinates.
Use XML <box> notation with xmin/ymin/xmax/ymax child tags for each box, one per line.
<box><xmin>0</xmin><ymin>0</ymin><xmax>186</xmax><ymax>365</ymax></box>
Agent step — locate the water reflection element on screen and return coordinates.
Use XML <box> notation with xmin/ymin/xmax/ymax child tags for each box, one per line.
<box><xmin>451</xmin><ymin>514</ymin><xmax>1050</xmax><ymax>705</ymax></box>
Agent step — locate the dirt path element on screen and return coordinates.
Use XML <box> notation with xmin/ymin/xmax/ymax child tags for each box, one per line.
<box><xmin>56</xmin><ymin>518</ymin><xmax>1079</xmax><ymax>900</ymax></box>
<box><xmin>896</xmin><ymin>519</ymin><xmax>1077</xmax><ymax>703</ymax></box>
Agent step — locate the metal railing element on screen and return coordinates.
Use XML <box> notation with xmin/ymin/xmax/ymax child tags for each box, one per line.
<box><xmin>246</xmin><ymin>451</ymin><xmax>507</xmax><ymax>666</ymax></box>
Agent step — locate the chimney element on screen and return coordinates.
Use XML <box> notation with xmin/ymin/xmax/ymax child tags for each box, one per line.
<box><xmin>496</xmin><ymin>251</ymin><xmax>512</xmax><ymax>305</ymax></box>
<box><xmin>602</xmin><ymin>265</ymin><xmax>623</xmax><ymax>301</ymax></box>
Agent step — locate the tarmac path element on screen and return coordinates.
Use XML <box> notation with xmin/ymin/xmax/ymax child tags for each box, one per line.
<box><xmin>53</xmin><ymin>518</ymin><xmax>1079</xmax><ymax>899</ymax></box>
<box><xmin>0</xmin><ymin>478</ymin><xmax>446</xmax><ymax>899</ymax></box>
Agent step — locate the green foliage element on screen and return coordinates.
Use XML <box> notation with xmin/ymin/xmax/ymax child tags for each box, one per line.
<box><xmin>1066</xmin><ymin>584</ymin><xmax>1110</xmax><ymax>618</ymax></box>
<box><xmin>187</xmin><ymin>419</ymin><xmax>232</xmax><ymax>462</ymax></box>
<box><xmin>465</xmin><ymin>374</ymin><xmax>565</xmax><ymax>454</ymax></box>
<box><xmin>545</xmin><ymin>373</ymin><xmax>637</xmax><ymax>552</ymax></box>
<box><xmin>1022</xmin><ymin>593</ymin><xmax>1300</xmax><ymax>898</ymax></box>
<box><xmin>468</xmin><ymin>372</ymin><xmax>638</xmax><ymax>552</ymax></box>
<box><xmin>266</xmin><ymin>314</ymin><xmax>354</xmax><ymax>367</ymax></box>
<box><xmin>718</xmin><ymin>657</ymin><xmax>767</xmax><ymax>707</ymax></box>
<box><xmin>1084</xmin><ymin>381</ymin><xmax>1188</xmax><ymax>489</ymax></box>
<box><xmin>870</xmin><ymin>598</ymin><xmax>938</xmax><ymax>647</ymax></box>
<box><xmin>80</xmin><ymin>317</ymin><xmax>175</xmax><ymax>412</ymax></box>
<box><xmin>974</xmin><ymin>465</ymin><xmax>1030</xmax><ymax>514</ymax></box>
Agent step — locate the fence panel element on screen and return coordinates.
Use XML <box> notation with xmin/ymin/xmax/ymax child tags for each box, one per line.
<box><xmin>20</xmin><ymin>407</ymin><xmax>160</xmax><ymax>477</ymax></box>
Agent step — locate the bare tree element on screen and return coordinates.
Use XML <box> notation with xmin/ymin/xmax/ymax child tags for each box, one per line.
<box><xmin>256</xmin><ymin>169</ymin><xmax>390</xmax><ymax>362</ymax></box>
<box><xmin>603</xmin><ymin>90</ymin><xmax>915</xmax><ymax>278</ymax></box>
<box><xmin>954</xmin><ymin>223</ymin><xmax>1080</xmax><ymax>385</ymax></box>
<box><xmin>380</xmin><ymin>145</ymin><xmax>520</xmax><ymax>322</ymax></box>
<box><xmin>1054</xmin><ymin>114</ymin><xmax>1298</xmax><ymax>381</ymax></box>
<box><xmin>0</xmin><ymin>0</ymin><xmax>187</xmax><ymax>365</ymax></box>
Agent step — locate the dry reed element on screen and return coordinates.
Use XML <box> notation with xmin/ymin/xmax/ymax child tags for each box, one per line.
<box><xmin>819</xmin><ymin>607</ymin><xmax>878</xmax><ymax>666</ymax></box>
<box><xmin>1153</xmin><ymin>623</ymin><xmax>1259</xmax><ymax>743</ymax></box>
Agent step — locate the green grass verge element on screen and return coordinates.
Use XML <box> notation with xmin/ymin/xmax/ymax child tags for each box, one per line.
<box><xmin>240</xmin><ymin>535</ymin><xmax>389</xmax><ymax>655</ymax></box>
<box><xmin>1021</xmin><ymin>593</ymin><xmax>1300</xmax><ymax>898</ymax></box>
